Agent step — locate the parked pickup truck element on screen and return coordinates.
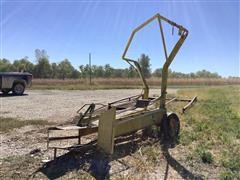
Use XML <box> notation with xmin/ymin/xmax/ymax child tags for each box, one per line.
<box><xmin>0</xmin><ymin>72</ymin><xmax>32</xmax><ymax>95</ymax></box>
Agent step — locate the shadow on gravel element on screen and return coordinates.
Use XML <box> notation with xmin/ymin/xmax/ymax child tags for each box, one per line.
<box><xmin>34</xmin><ymin>135</ymin><xmax>203</xmax><ymax>179</ymax></box>
<box><xmin>0</xmin><ymin>93</ymin><xmax>28</xmax><ymax>98</ymax></box>
<box><xmin>161</xmin><ymin>144</ymin><xmax>203</xmax><ymax>180</ymax></box>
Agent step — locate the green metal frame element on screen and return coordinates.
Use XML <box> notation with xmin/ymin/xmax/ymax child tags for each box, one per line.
<box><xmin>97</xmin><ymin>13</ymin><xmax>188</xmax><ymax>154</ymax></box>
<box><xmin>47</xmin><ymin>13</ymin><xmax>189</xmax><ymax>156</ymax></box>
<box><xmin>122</xmin><ymin>13</ymin><xmax>188</xmax><ymax>107</ymax></box>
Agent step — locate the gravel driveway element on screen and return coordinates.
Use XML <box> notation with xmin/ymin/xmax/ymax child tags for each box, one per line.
<box><xmin>0</xmin><ymin>89</ymin><xmax>177</xmax><ymax>123</ymax></box>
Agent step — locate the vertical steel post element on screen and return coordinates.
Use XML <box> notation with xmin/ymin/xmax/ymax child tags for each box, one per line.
<box><xmin>89</xmin><ymin>53</ymin><xmax>92</xmax><ymax>86</ymax></box>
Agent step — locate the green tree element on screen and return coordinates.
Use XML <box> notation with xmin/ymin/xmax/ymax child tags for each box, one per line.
<box><xmin>12</xmin><ymin>57</ymin><xmax>34</xmax><ymax>73</ymax></box>
<box><xmin>0</xmin><ymin>58</ymin><xmax>12</xmax><ymax>72</ymax></box>
<box><xmin>58</xmin><ymin>59</ymin><xmax>74</xmax><ymax>79</ymax></box>
<box><xmin>71</xmin><ymin>69</ymin><xmax>81</xmax><ymax>79</ymax></box>
<box><xmin>92</xmin><ymin>65</ymin><xmax>104</xmax><ymax>78</ymax></box>
<box><xmin>112</xmin><ymin>69</ymin><xmax>124</xmax><ymax>78</ymax></box>
<box><xmin>153</xmin><ymin>68</ymin><xmax>163</xmax><ymax>77</ymax></box>
<box><xmin>190</xmin><ymin>73</ymin><xmax>196</xmax><ymax>78</ymax></box>
<box><xmin>34</xmin><ymin>49</ymin><xmax>52</xmax><ymax>78</ymax></box>
<box><xmin>196</xmin><ymin>70</ymin><xmax>221</xmax><ymax>78</ymax></box>
<box><xmin>128</xmin><ymin>65</ymin><xmax>138</xmax><ymax>78</ymax></box>
<box><xmin>95</xmin><ymin>65</ymin><xmax>104</xmax><ymax>77</ymax></box>
<box><xmin>51</xmin><ymin>63</ymin><xmax>58</xmax><ymax>78</ymax></box>
<box><xmin>104</xmin><ymin>64</ymin><xmax>113</xmax><ymax>78</ymax></box>
<box><xmin>123</xmin><ymin>68</ymin><xmax>130</xmax><ymax>78</ymax></box>
<box><xmin>139</xmin><ymin>54</ymin><xmax>151</xmax><ymax>78</ymax></box>
<box><xmin>79</xmin><ymin>64</ymin><xmax>90</xmax><ymax>78</ymax></box>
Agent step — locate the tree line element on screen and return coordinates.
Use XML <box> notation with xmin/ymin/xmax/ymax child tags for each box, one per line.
<box><xmin>0</xmin><ymin>49</ymin><xmax>221</xmax><ymax>79</ymax></box>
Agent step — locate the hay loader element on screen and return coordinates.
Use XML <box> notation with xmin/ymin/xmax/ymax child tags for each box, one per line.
<box><xmin>46</xmin><ymin>13</ymin><xmax>197</xmax><ymax>158</ymax></box>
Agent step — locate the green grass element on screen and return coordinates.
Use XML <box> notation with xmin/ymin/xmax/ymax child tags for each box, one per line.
<box><xmin>0</xmin><ymin>117</ymin><xmax>51</xmax><ymax>132</ymax></box>
<box><xmin>177</xmin><ymin>86</ymin><xmax>240</xmax><ymax>179</ymax></box>
<box><xmin>196</xmin><ymin>146</ymin><xmax>214</xmax><ymax>164</ymax></box>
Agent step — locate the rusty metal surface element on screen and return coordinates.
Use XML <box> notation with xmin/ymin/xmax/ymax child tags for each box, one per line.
<box><xmin>182</xmin><ymin>96</ymin><xmax>197</xmax><ymax>113</ymax></box>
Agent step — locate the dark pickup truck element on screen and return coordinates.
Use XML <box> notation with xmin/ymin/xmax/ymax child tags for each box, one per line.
<box><xmin>0</xmin><ymin>72</ymin><xmax>32</xmax><ymax>95</ymax></box>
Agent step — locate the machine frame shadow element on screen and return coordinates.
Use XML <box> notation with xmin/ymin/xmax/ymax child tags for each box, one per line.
<box><xmin>33</xmin><ymin>133</ymin><xmax>203</xmax><ymax>180</ymax></box>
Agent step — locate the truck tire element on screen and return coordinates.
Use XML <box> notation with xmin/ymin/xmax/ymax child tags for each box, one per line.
<box><xmin>1</xmin><ymin>89</ymin><xmax>10</xmax><ymax>95</ymax></box>
<box><xmin>12</xmin><ymin>83</ymin><xmax>25</xmax><ymax>95</ymax></box>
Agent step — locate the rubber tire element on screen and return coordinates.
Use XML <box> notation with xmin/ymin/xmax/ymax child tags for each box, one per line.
<box><xmin>12</xmin><ymin>83</ymin><xmax>25</xmax><ymax>95</ymax></box>
<box><xmin>1</xmin><ymin>89</ymin><xmax>10</xmax><ymax>95</ymax></box>
<box><xmin>166</xmin><ymin>113</ymin><xmax>180</xmax><ymax>141</ymax></box>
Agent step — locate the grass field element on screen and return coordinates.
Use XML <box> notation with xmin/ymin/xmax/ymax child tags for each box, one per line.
<box><xmin>0</xmin><ymin>117</ymin><xmax>51</xmax><ymax>132</ymax></box>
<box><xmin>1</xmin><ymin>85</ymin><xmax>239</xmax><ymax>179</ymax></box>
<box><xmin>31</xmin><ymin>78</ymin><xmax>240</xmax><ymax>90</ymax></box>
<box><xmin>176</xmin><ymin>86</ymin><xmax>240</xmax><ymax>179</ymax></box>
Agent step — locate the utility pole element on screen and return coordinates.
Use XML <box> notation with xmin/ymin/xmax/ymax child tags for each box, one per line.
<box><xmin>89</xmin><ymin>53</ymin><xmax>92</xmax><ymax>86</ymax></box>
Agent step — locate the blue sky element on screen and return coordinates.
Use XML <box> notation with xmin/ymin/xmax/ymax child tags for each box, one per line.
<box><xmin>0</xmin><ymin>1</ymin><xmax>239</xmax><ymax>77</ymax></box>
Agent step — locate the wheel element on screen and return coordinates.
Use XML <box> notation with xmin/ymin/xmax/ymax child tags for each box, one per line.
<box><xmin>1</xmin><ymin>89</ymin><xmax>10</xmax><ymax>95</ymax></box>
<box><xmin>166</xmin><ymin>113</ymin><xmax>180</xmax><ymax>141</ymax></box>
<box><xmin>12</xmin><ymin>83</ymin><xmax>25</xmax><ymax>95</ymax></box>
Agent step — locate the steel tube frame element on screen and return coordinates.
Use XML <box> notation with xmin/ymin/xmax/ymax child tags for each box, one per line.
<box><xmin>122</xmin><ymin>13</ymin><xmax>188</xmax><ymax>107</ymax></box>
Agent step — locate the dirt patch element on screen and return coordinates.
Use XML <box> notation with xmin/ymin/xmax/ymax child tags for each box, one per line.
<box><xmin>0</xmin><ymin>89</ymin><xmax>177</xmax><ymax>123</ymax></box>
<box><xmin>0</xmin><ymin>125</ymin><xmax>48</xmax><ymax>158</ymax></box>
